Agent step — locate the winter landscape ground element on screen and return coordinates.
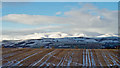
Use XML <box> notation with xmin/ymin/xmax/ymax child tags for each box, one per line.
<box><xmin>2</xmin><ymin>2</ymin><xmax>119</xmax><ymax>68</ymax></box>
<box><xmin>2</xmin><ymin>48</ymin><xmax>120</xmax><ymax>67</ymax></box>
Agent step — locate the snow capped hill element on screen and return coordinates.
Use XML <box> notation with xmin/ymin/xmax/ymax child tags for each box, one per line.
<box><xmin>97</xmin><ymin>34</ymin><xmax>118</xmax><ymax>37</ymax></box>
<box><xmin>2</xmin><ymin>32</ymin><xmax>119</xmax><ymax>48</ymax></box>
<box><xmin>2</xmin><ymin>32</ymin><xmax>118</xmax><ymax>41</ymax></box>
<box><xmin>73</xmin><ymin>33</ymin><xmax>87</xmax><ymax>37</ymax></box>
<box><xmin>48</xmin><ymin>32</ymin><xmax>69</xmax><ymax>38</ymax></box>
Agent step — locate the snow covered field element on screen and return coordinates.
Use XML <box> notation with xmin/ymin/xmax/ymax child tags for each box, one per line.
<box><xmin>2</xmin><ymin>48</ymin><xmax>120</xmax><ymax>67</ymax></box>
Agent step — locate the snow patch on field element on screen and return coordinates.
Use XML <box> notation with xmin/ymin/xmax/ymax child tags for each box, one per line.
<box><xmin>32</xmin><ymin>50</ymin><xmax>56</xmax><ymax>66</ymax></box>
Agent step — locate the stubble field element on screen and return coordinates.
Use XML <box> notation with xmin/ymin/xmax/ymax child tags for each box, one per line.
<box><xmin>2</xmin><ymin>48</ymin><xmax>120</xmax><ymax>67</ymax></box>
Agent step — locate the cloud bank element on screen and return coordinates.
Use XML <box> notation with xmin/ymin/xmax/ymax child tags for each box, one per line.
<box><xmin>2</xmin><ymin>3</ymin><xmax>118</xmax><ymax>35</ymax></box>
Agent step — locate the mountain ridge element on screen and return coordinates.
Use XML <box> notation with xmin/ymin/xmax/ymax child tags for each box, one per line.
<box><xmin>2</xmin><ymin>32</ymin><xmax>118</xmax><ymax>41</ymax></box>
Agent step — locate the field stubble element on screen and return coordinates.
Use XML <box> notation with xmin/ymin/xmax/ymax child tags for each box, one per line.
<box><xmin>2</xmin><ymin>48</ymin><xmax>120</xmax><ymax>67</ymax></box>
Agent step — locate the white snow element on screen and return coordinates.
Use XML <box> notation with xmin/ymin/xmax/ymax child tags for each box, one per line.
<box><xmin>83</xmin><ymin>50</ymin><xmax>85</xmax><ymax>66</ymax></box>
<box><xmin>32</xmin><ymin>50</ymin><xmax>56</xmax><ymax>66</ymax></box>
<box><xmin>57</xmin><ymin>57</ymin><xmax>64</xmax><ymax>66</ymax></box>
<box><xmin>67</xmin><ymin>52</ymin><xmax>74</xmax><ymax>66</ymax></box>
<box><xmin>107</xmin><ymin>51</ymin><xmax>119</xmax><ymax>66</ymax></box>
<box><xmin>97</xmin><ymin>34</ymin><xmax>118</xmax><ymax>37</ymax></box>
<box><xmin>102</xmin><ymin>51</ymin><xmax>111</xmax><ymax>66</ymax></box>
<box><xmin>86</xmin><ymin>50</ymin><xmax>88</xmax><ymax>66</ymax></box>
<box><xmin>3</xmin><ymin>50</ymin><xmax>43</xmax><ymax>66</ymax></box>
<box><xmin>2</xmin><ymin>32</ymin><xmax>118</xmax><ymax>41</ymax></box>
<box><xmin>90</xmin><ymin>50</ymin><xmax>96</xmax><ymax>66</ymax></box>
<box><xmin>39</xmin><ymin>51</ymin><xmax>56</xmax><ymax>66</ymax></box>
<box><xmin>12</xmin><ymin>51</ymin><xmax>42</xmax><ymax>66</ymax></box>
<box><xmin>88</xmin><ymin>50</ymin><xmax>91</xmax><ymax>66</ymax></box>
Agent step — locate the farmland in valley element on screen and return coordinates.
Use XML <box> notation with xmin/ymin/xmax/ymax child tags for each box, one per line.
<box><xmin>2</xmin><ymin>48</ymin><xmax>120</xmax><ymax>67</ymax></box>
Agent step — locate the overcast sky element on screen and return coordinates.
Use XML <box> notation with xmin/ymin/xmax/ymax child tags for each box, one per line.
<box><xmin>2</xmin><ymin>2</ymin><xmax>118</xmax><ymax>36</ymax></box>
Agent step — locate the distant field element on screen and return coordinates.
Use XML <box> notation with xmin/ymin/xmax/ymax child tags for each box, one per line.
<box><xmin>2</xmin><ymin>48</ymin><xmax>120</xmax><ymax>67</ymax></box>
